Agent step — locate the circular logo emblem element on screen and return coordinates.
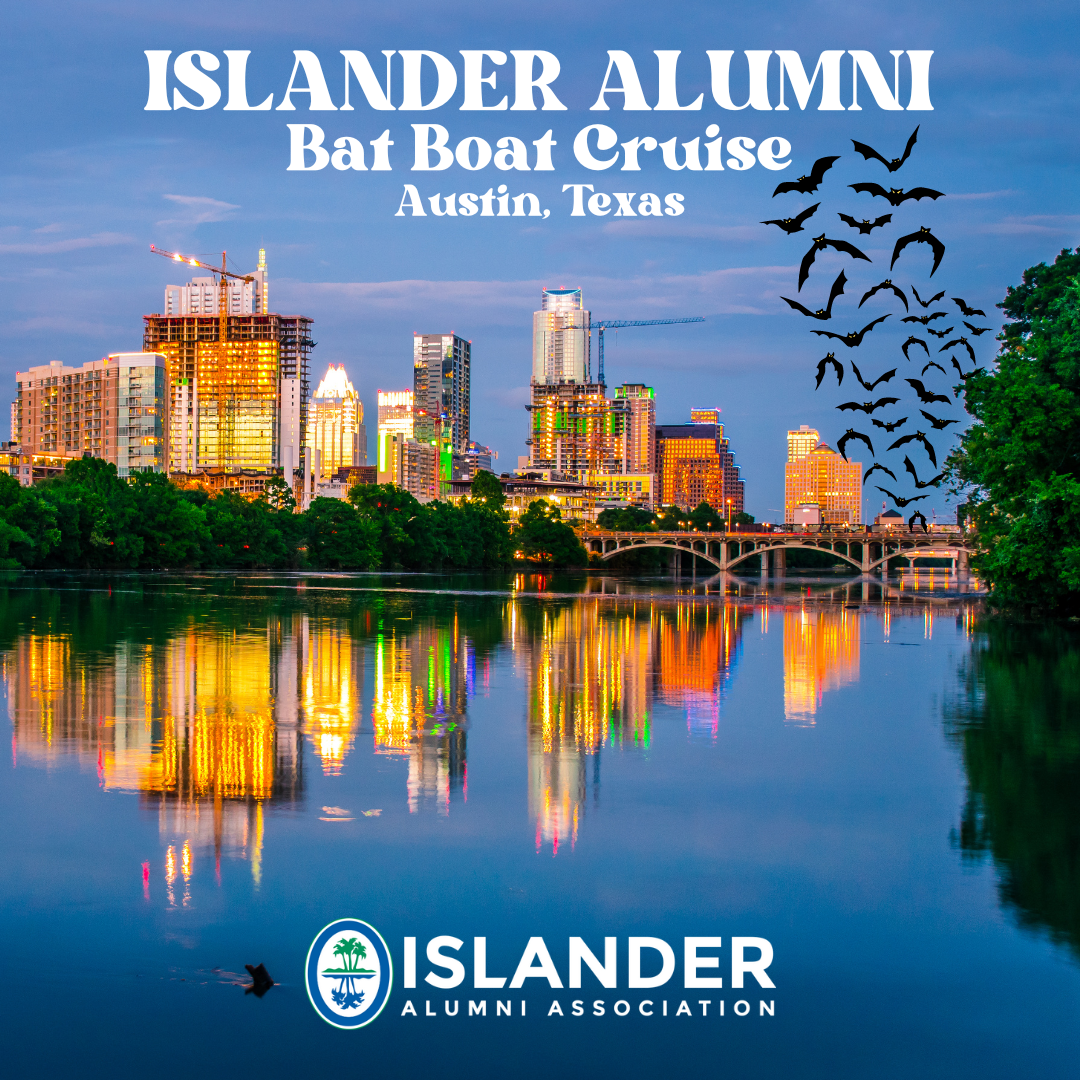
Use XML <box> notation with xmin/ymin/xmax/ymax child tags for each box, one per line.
<box><xmin>305</xmin><ymin>918</ymin><xmax>393</xmax><ymax>1029</ymax></box>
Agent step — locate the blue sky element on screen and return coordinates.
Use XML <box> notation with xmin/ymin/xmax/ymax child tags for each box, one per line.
<box><xmin>2</xmin><ymin>0</ymin><xmax>1078</xmax><ymax>519</ymax></box>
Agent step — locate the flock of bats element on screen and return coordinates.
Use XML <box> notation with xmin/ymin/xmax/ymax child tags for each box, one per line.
<box><xmin>763</xmin><ymin>127</ymin><xmax>987</xmax><ymax>523</ymax></box>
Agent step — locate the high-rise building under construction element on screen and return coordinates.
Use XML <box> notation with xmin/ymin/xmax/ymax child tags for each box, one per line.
<box><xmin>143</xmin><ymin>252</ymin><xmax>312</xmax><ymax>475</ymax></box>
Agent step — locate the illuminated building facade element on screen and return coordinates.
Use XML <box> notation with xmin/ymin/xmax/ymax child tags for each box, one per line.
<box><xmin>655</xmin><ymin>419</ymin><xmax>745</xmax><ymax>514</ymax></box>
<box><xmin>529</xmin><ymin>381</ymin><xmax>623</xmax><ymax>478</ymax></box>
<box><xmin>14</xmin><ymin>353</ymin><xmax>168</xmax><ymax>481</ymax></box>
<box><xmin>532</xmin><ymin>287</ymin><xmax>590</xmax><ymax>385</ymax></box>
<box><xmin>402</xmin><ymin>438</ymin><xmax>439</xmax><ymax>502</ymax></box>
<box><xmin>377</xmin><ymin>389</ymin><xmax>413</xmax><ymax>485</ymax></box>
<box><xmin>788</xmin><ymin>424</ymin><xmax>821</xmax><ymax>462</ymax></box>
<box><xmin>586</xmin><ymin>471</ymin><xmax>654</xmax><ymax>511</ymax></box>
<box><xmin>783</xmin><ymin>607</ymin><xmax>861</xmax><ymax>724</ymax></box>
<box><xmin>784</xmin><ymin>441</ymin><xmax>862</xmax><ymax>525</ymax></box>
<box><xmin>307</xmin><ymin>364</ymin><xmax>366</xmax><ymax>479</ymax></box>
<box><xmin>616</xmin><ymin>383</ymin><xmax>656</xmax><ymax>474</ymax></box>
<box><xmin>143</xmin><ymin>311</ymin><xmax>313</xmax><ymax>475</ymax></box>
<box><xmin>452</xmin><ymin>441</ymin><xmax>496</xmax><ymax>482</ymax></box>
<box><xmin>413</xmin><ymin>333</ymin><xmax>470</xmax><ymax>454</ymax></box>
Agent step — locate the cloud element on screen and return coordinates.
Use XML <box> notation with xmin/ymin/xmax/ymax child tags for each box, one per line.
<box><xmin>949</xmin><ymin>190</ymin><xmax>1020</xmax><ymax>201</ymax></box>
<box><xmin>157</xmin><ymin>194</ymin><xmax>241</xmax><ymax>226</ymax></box>
<box><xmin>979</xmin><ymin>215</ymin><xmax>1080</xmax><ymax>235</ymax></box>
<box><xmin>601</xmin><ymin>221</ymin><xmax>765</xmax><ymax>242</ymax></box>
<box><xmin>0</xmin><ymin>232</ymin><xmax>133</xmax><ymax>255</ymax></box>
<box><xmin>276</xmin><ymin>264</ymin><xmax>795</xmax><ymax>321</ymax></box>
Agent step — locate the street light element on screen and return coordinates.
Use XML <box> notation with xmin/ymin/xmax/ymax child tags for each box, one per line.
<box><xmin>726</xmin><ymin>498</ymin><xmax>733</xmax><ymax>531</ymax></box>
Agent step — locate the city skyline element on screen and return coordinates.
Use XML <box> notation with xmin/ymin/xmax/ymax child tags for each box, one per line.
<box><xmin>2</xmin><ymin>4</ymin><xmax>1069</xmax><ymax>519</ymax></box>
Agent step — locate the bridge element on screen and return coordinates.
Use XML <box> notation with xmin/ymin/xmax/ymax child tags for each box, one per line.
<box><xmin>580</xmin><ymin>529</ymin><xmax>977</xmax><ymax>574</ymax></box>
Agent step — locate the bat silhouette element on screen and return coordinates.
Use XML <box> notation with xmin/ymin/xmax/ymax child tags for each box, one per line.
<box><xmin>911</xmin><ymin>287</ymin><xmax>946</xmax><ymax>309</ymax></box>
<box><xmin>815</xmin><ymin>352</ymin><xmax>844</xmax><ymax>389</ymax></box>
<box><xmin>890</xmin><ymin>227</ymin><xmax>946</xmax><ymax>276</ymax></box>
<box><xmin>837</xmin><ymin>428</ymin><xmax>874</xmax><ymax>460</ymax></box>
<box><xmin>953</xmin><ymin>297</ymin><xmax>985</xmax><ymax>317</ymax></box>
<box><xmin>947</xmin><ymin>356</ymin><xmax>981</xmax><ymax>380</ymax></box>
<box><xmin>812</xmin><ymin>314</ymin><xmax>890</xmax><ymax>348</ymax></box>
<box><xmin>858</xmin><ymin>279</ymin><xmax>909</xmax><ymax>312</ymax></box>
<box><xmin>783</xmin><ymin>270</ymin><xmax>847</xmax><ymax>319</ymax></box>
<box><xmin>851</xmin><ymin>126</ymin><xmax>919</xmax><ymax>172</ymax></box>
<box><xmin>902</xmin><ymin>311</ymin><xmax>947</xmax><ymax>325</ymax></box>
<box><xmin>927</xmin><ymin>326</ymin><xmax>954</xmax><ymax>338</ymax></box>
<box><xmin>921</xmin><ymin>360</ymin><xmax>947</xmax><ymax>376</ymax></box>
<box><xmin>851</xmin><ymin>362</ymin><xmax>896</xmax><ymax>391</ymax></box>
<box><xmin>761</xmin><ymin>202</ymin><xmax>820</xmax><ymax>234</ymax></box>
<box><xmin>905</xmin><ymin>378</ymin><xmax>951</xmax><ymax>405</ymax></box>
<box><xmin>963</xmin><ymin>321</ymin><xmax>992</xmax><ymax>336</ymax></box>
<box><xmin>798</xmin><ymin>234</ymin><xmax>872</xmax><ymax>290</ymax></box>
<box><xmin>904</xmin><ymin>456</ymin><xmax>946</xmax><ymax>489</ymax></box>
<box><xmin>901</xmin><ymin>335</ymin><xmax>930</xmax><ymax>360</ymax></box>
<box><xmin>838</xmin><ymin>397</ymin><xmax>900</xmax><ymax>414</ymax></box>
<box><xmin>850</xmin><ymin>183</ymin><xmax>945</xmax><ymax>206</ymax></box>
<box><xmin>864</xmin><ymin>463</ymin><xmax>898</xmax><ymax>485</ymax></box>
<box><xmin>875</xmin><ymin>486</ymin><xmax>929</xmax><ymax>508</ymax></box>
<box><xmin>838</xmin><ymin>212</ymin><xmax>893</xmax><ymax>234</ymax></box>
<box><xmin>888</xmin><ymin>430</ymin><xmax>938</xmax><ymax>467</ymax></box>
<box><xmin>773</xmin><ymin>156</ymin><xmax>840</xmax><ymax>197</ymax></box>
<box><xmin>920</xmin><ymin>409</ymin><xmax>959</xmax><ymax>430</ymax></box>
<box><xmin>909</xmin><ymin>510</ymin><xmax>929</xmax><ymax>531</ymax></box>
<box><xmin>872</xmin><ymin>416</ymin><xmax>908</xmax><ymax>432</ymax></box>
<box><xmin>941</xmin><ymin>336</ymin><xmax>977</xmax><ymax>363</ymax></box>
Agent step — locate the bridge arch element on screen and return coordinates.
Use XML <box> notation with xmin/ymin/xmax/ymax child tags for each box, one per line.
<box><xmin>582</xmin><ymin>530</ymin><xmax>976</xmax><ymax>575</ymax></box>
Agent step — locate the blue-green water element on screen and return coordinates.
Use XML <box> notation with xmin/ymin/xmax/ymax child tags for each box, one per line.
<box><xmin>0</xmin><ymin>571</ymin><xmax>1077</xmax><ymax>1078</ymax></box>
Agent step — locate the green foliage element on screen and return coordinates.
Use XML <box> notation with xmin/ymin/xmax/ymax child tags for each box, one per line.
<box><xmin>655</xmin><ymin>505</ymin><xmax>688</xmax><ymax>530</ymax></box>
<box><xmin>263</xmin><ymin>472</ymin><xmax>296</xmax><ymax>512</ymax></box>
<box><xmin>690</xmin><ymin>501</ymin><xmax>723</xmax><ymax>530</ymax></box>
<box><xmin>946</xmin><ymin>620</ymin><xmax>1080</xmax><ymax>958</ymax></box>
<box><xmin>305</xmin><ymin>497</ymin><xmax>381</xmax><ymax>569</ymax></box>
<box><xmin>513</xmin><ymin>499</ymin><xmax>588</xmax><ymax>566</ymax></box>
<box><xmin>596</xmin><ymin>506</ymin><xmax>656</xmax><ymax>530</ymax></box>
<box><xmin>0</xmin><ymin>463</ymin><xmax>517</xmax><ymax>573</ymax></box>
<box><xmin>470</xmin><ymin>469</ymin><xmax>505</xmax><ymax>510</ymax></box>
<box><xmin>948</xmin><ymin>247</ymin><xmax>1080</xmax><ymax>613</ymax></box>
<box><xmin>734</xmin><ymin>511</ymin><xmax>756</xmax><ymax>525</ymax></box>
<box><xmin>129</xmin><ymin>471</ymin><xmax>210</xmax><ymax>568</ymax></box>
<box><xmin>349</xmin><ymin>483</ymin><xmax>424</xmax><ymax>568</ymax></box>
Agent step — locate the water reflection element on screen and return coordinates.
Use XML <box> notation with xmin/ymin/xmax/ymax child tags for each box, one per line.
<box><xmin>3</xmin><ymin>575</ymin><xmax>966</xmax><ymax>881</ymax></box>
<box><xmin>783</xmin><ymin>607</ymin><xmax>860</xmax><ymax>726</ymax></box>
<box><xmin>946</xmin><ymin>620</ymin><xmax>1080</xmax><ymax>958</ymax></box>
<box><xmin>372</xmin><ymin>617</ymin><xmax>471</xmax><ymax>814</ymax></box>
<box><xmin>515</xmin><ymin>599</ymin><xmax>745</xmax><ymax>852</ymax></box>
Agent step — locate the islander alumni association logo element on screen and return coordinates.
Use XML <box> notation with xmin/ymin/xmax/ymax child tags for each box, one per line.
<box><xmin>305</xmin><ymin>919</ymin><xmax>393</xmax><ymax>1028</ymax></box>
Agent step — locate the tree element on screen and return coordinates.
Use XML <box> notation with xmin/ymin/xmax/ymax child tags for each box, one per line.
<box><xmin>690</xmin><ymin>501</ymin><xmax>723</xmax><ymax>531</ymax></box>
<box><xmin>734</xmin><ymin>511</ymin><xmax>756</xmax><ymax>526</ymax></box>
<box><xmin>513</xmin><ymin>499</ymin><xmax>588</xmax><ymax>566</ymax></box>
<box><xmin>470</xmin><ymin>469</ymin><xmax>505</xmax><ymax>510</ymax></box>
<box><xmin>263</xmin><ymin>472</ymin><xmax>296</xmax><ymax>512</ymax></box>
<box><xmin>129</xmin><ymin>471</ymin><xmax>210</xmax><ymax>567</ymax></box>
<box><xmin>305</xmin><ymin>497</ymin><xmax>380</xmax><ymax>569</ymax></box>
<box><xmin>349</xmin><ymin>484</ymin><xmax>423</xmax><ymax>568</ymax></box>
<box><xmin>655</xmin><ymin>505</ymin><xmax>688</xmax><ymax>531</ymax></box>
<box><xmin>947</xmin><ymin>247</ymin><xmax>1080</xmax><ymax>613</ymax></box>
<box><xmin>596</xmin><ymin>506</ymin><xmax>656</xmax><ymax>530</ymax></box>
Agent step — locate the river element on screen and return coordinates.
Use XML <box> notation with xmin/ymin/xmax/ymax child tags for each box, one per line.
<box><xmin>0</xmin><ymin>570</ymin><xmax>1077</xmax><ymax>1078</ymax></box>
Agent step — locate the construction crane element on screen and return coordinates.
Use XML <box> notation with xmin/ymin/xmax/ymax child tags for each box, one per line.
<box><xmin>590</xmin><ymin>317</ymin><xmax>705</xmax><ymax>384</ymax></box>
<box><xmin>150</xmin><ymin>245</ymin><xmax>255</xmax><ymax>343</ymax></box>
